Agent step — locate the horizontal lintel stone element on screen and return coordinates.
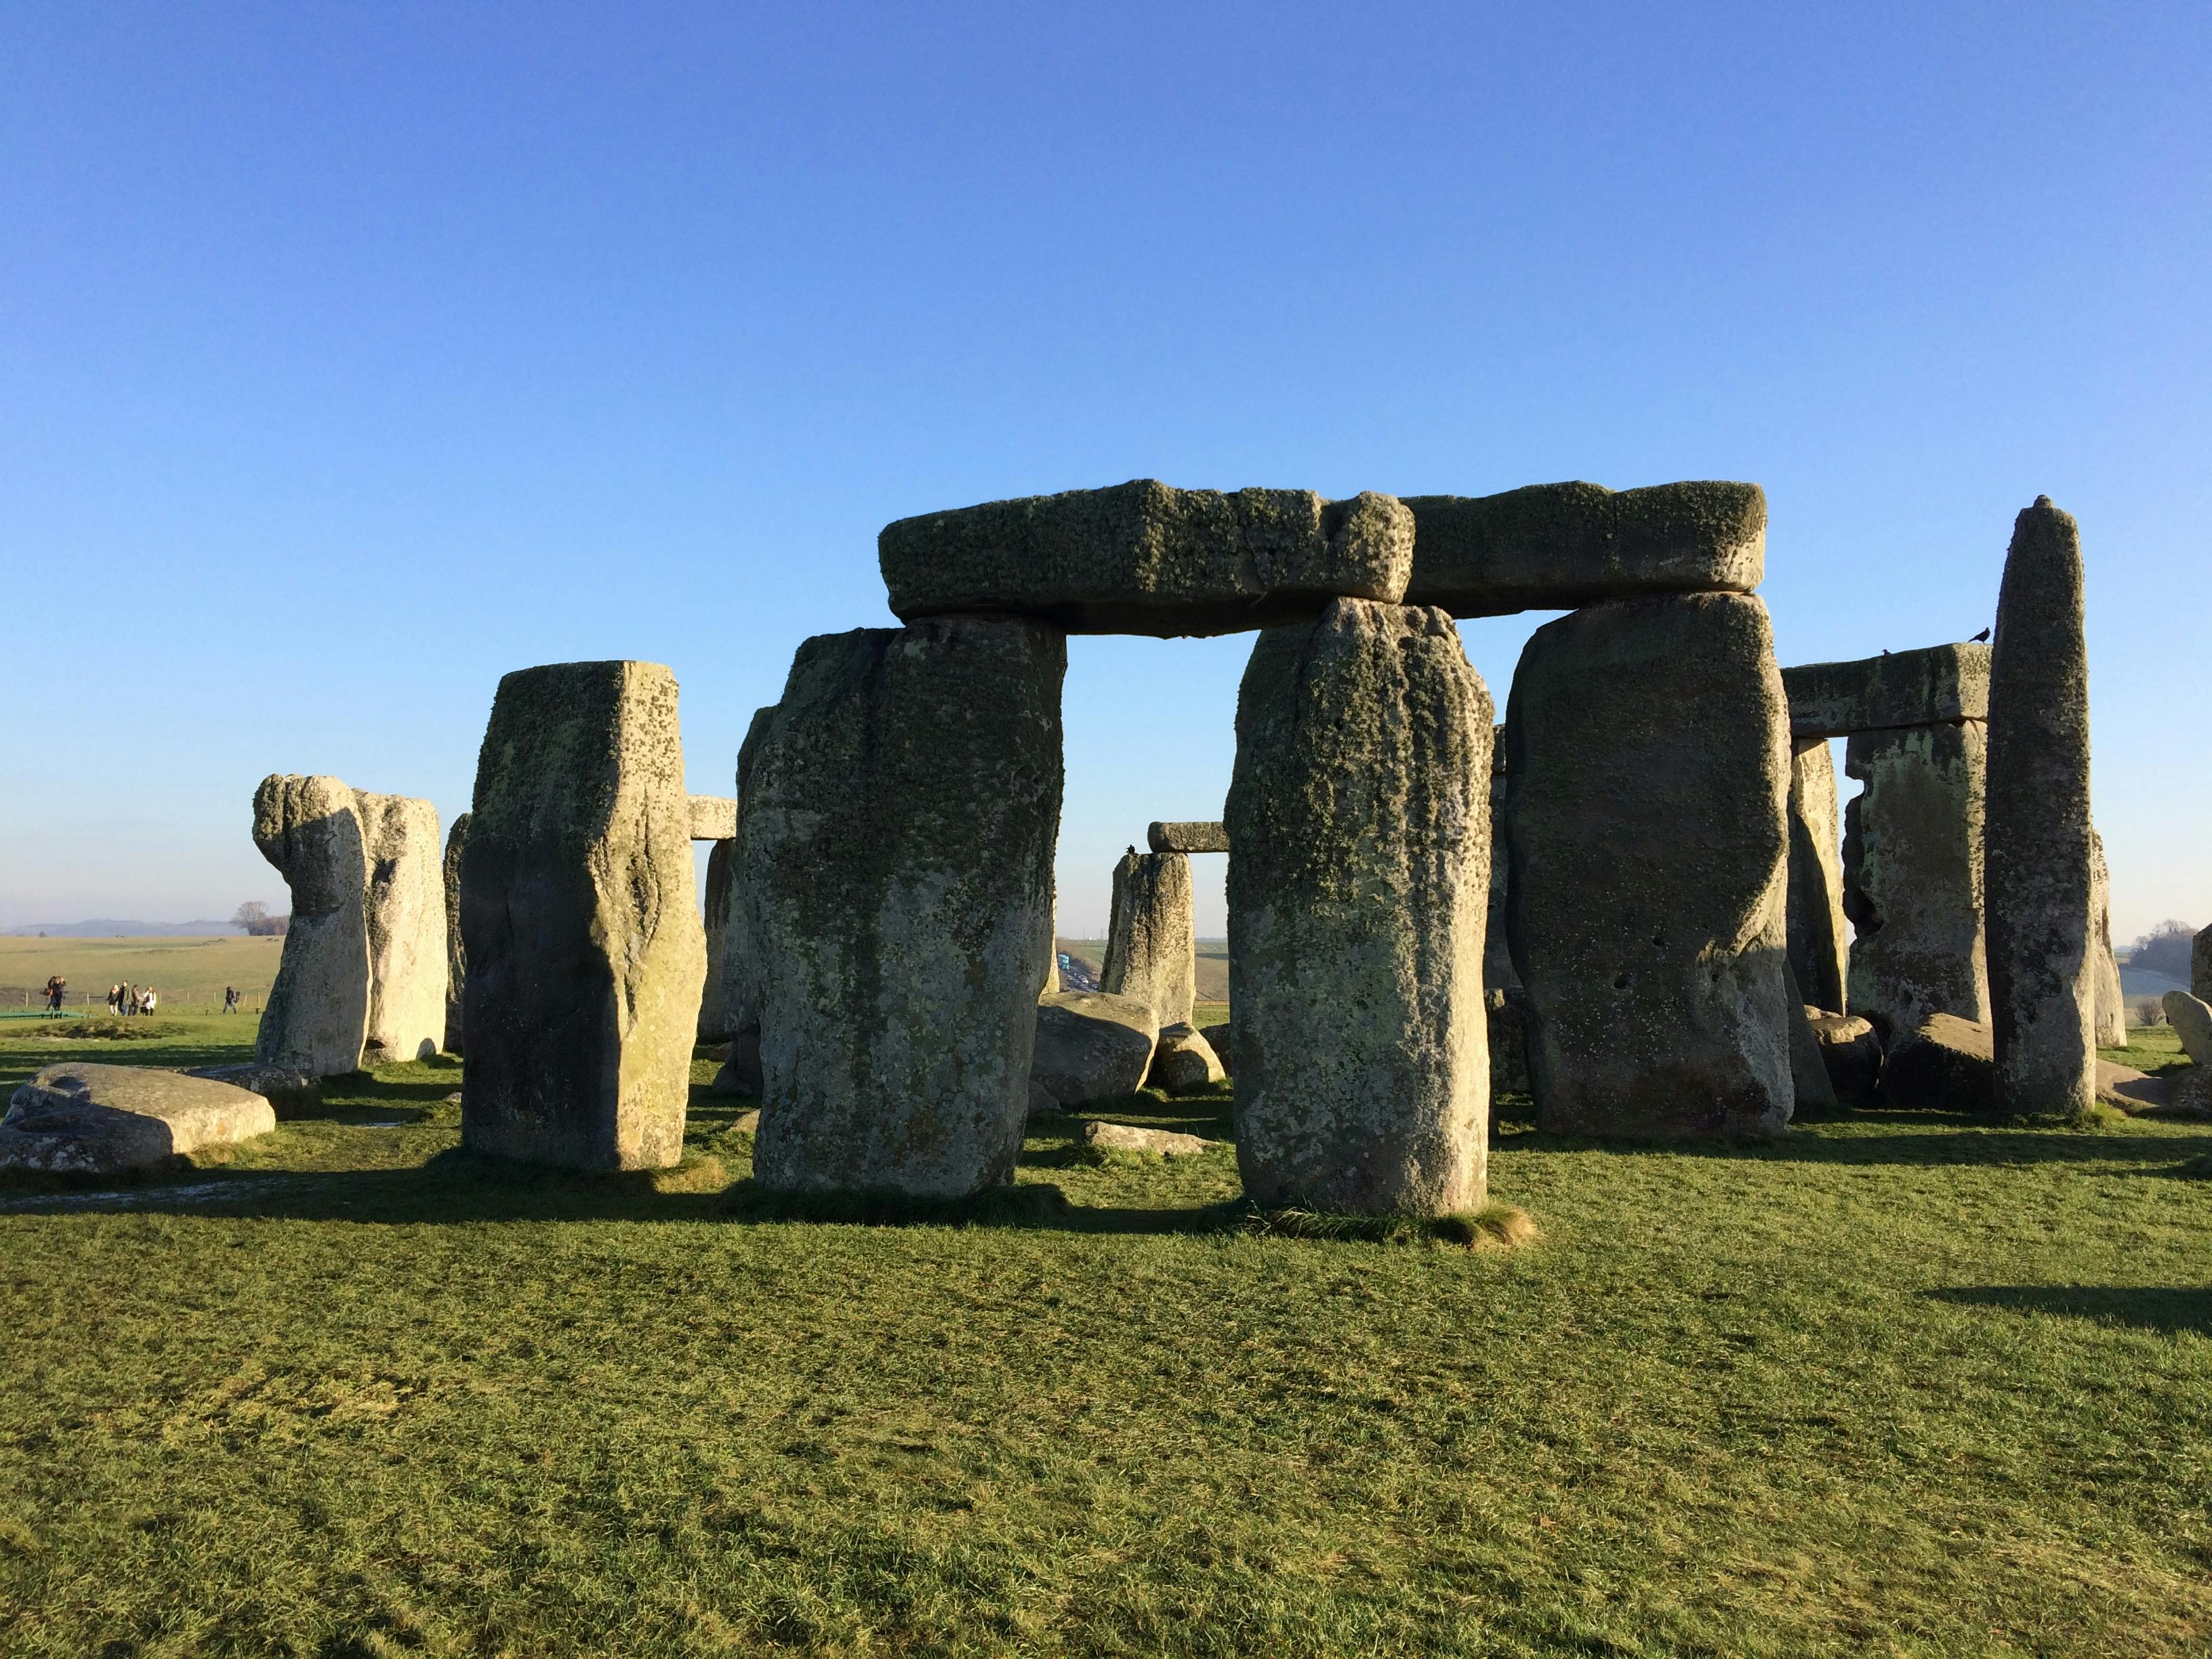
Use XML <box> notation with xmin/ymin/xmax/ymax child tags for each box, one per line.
<box><xmin>1782</xmin><ymin>642</ymin><xmax>1990</xmax><ymax>738</ymax></box>
<box><xmin>688</xmin><ymin>796</ymin><xmax>738</xmax><ymax>841</ymax></box>
<box><xmin>1148</xmin><ymin>821</ymin><xmax>1229</xmax><ymax>854</ymax></box>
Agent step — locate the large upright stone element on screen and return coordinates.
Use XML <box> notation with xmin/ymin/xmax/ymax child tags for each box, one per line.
<box><xmin>2198</xmin><ymin>924</ymin><xmax>2212</xmax><ymax>1000</ymax></box>
<box><xmin>1483</xmin><ymin>727</ymin><xmax>1517</xmax><ymax>991</ymax></box>
<box><xmin>1506</xmin><ymin>593</ymin><xmax>1795</xmax><ymax>1139</ymax></box>
<box><xmin>1101</xmin><ymin>849</ymin><xmax>1195</xmax><ymax>1027</ymax></box>
<box><xmin>461</xmin><ymin>661</ymin><xmax>706</xmax><ymax>1170</ymax></box>
<box><xmin>354</xmin><ymin>792</ymin><xmax>447</xmax><ymax>1063</ymax></box>
<box><xmin>1786</xmin><ymin>737</ymin><xmax>1848</xmax><ymax>1015</ymax></box>
<box><xmin>2090</xmin><ymin>831</ymin><xmax>2126</xmax><ymax>1046</ymax></box>
<box><xmin>1985</xmin><ymin>498</ymin><xmax>2097</xmax><ymax>1120</ymax></box>
<box><xmin>1401</xmin><ymin>480</ymin><xmax>1764</xmax><ymax>617</ymax></box>
<box><xmin>1782</xmin><ymin>643</ymin><xmax>1991</xmax><ymax>738</ymax></box>
<box><xmin>441</xmin><ymin>813</ymin><xmax>468</xmax><ymax>1056</ymax></box>
<box><xmin>698</xmin><ymin>839</ymin><xmax>739</xmax><ymax>1041</ymax></box>
<box><xmin>1227</xmin><ymin>599</ymin><xmax>1491</xmax><ymax>1214</ymax></box>
<box><xmin>745</xmin><ymin>617</ymin><xmax>1064</xmax><ymax>1196</ymax></box>
<box><xmin>1841</xmin><ymin>722</ymin><xmax>1988</xmax><ymax>1042</ymax></box>
<box><xmin>253</xmin><ymin>774</ymin><xmax>371</xmax><ymax>1077</ymax></box>
<box><xmin>879</xmin><ymin>482</ymin><xmax>1413</xmax><ymax>637</ymax></box>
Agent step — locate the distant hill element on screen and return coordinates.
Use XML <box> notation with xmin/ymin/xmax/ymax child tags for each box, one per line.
<box><xmin>2</xmin><ymin>920</ymin><xmax>243</xmax><ymax>938</ymax></box>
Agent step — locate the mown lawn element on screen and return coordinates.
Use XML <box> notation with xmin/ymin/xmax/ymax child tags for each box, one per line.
<box><xmin>0</xmin><ymin>1019</ymin><xmax>2207</xmax><ymax>1657</ymax></box>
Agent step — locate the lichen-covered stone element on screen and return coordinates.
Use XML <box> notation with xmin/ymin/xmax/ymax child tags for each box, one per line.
<box><xmin>1151</xmin><ymin>1022</ymin><xmax>1225</xmax><ymax>1092</ymax></box>
<box><xmin>687</xmin><ymin>795</ymin><xmax>737</xmax><ymax>841</ymax></box>
<box><xmin>880</xmin><ymin>481</ymin><xmax>1412</xmax><ymax>637</ymax></box>
<box><xmin>2163</xmin><ymin>991</ymin><xmax>2212</xmax><ymax>1066</ymax></box>
<box><xmin>354</xmin><ymin>791</ymin><xmax>447</xmax><ymax>1063</ymax></box>
<box><xmin>441</xmin><ymin>813</ymin><xmax>468</xmax><ymax>1056</ymax></box>
<box><xmin>1506</xmin><ymin>593</ymin><xmax>1794</xmax><ymax>1139</ymax></box>
<box><xmin>1401</xmin><ymin>480</ymin><xmax>1765</xmax><ymax>617</ymax></box>
<box><xmin>1147</xmin><ymin>821</ymin><xmax>1230</xmax><ymax>854</ymax></box>
<box><xmin>1031</xmin><ymin>991</ymin><xmax>1158</xmax><ymax>1106</ymax></box>
<box><xmin>1228</xmin><ymin>598</ymin><xmax>1491</xmax><ymax>1214</ymax></box>
<box><xmin>1200</xmin><ymin>1021</ymin><xmax>1233</xmax><ymax>1077</ymax></box>
<box><xmin>2091</xmin><ymin>831</ymin><xmax>2126</xmax><ymax>1046</ymax></box>
<box><xmin>461</xmin><ymin>661</ymin><xmax>706</xmax><ymax>1171</ymax></box>
<box><xmin>186</xmin><ymin>1061</ymin><xmax>322</xmax><ymax>1115</ymax></box>
<box><xmin>1483</xmin><ymin>728</ymin><xmax>1518</xmax><ymax>991</ymax></box>
<box><xmin>1986</xmin><ymin>498</ymin><xmax>2097</xmax><ymax>1120</ymax></box>
<box><xmin>1</xmin><ymin>1063</ymin><xmax>275</xmax><ymax>1174</ymax></box>
<box><xmin>745</xmin><ymin>619</ymin><xmax>1064</xmax><ymax>1195</ymax></box>
<box><xmin>1807</xmin><ymin>1011</ymin><xmax>1883</xmax><ymax>1100</ymax></box>
<box><xmin>1880</xmin><ymin>1013</ymin><xmax>1994</xmax><ymax>1112</ymax></box>
<box><xmin>2196</xmin><ymin>925</ymin><xmax>2212</xmax><ymax>1000</ymax></box>
<box><xmin>1782</xmin><ymin>643</ymin><xmax>1991</xmax><ymax>738</ymax></box>
<box><xmin>1786</xmin><ymin>737</ymin><xmax>1848</xmax><ymax>1015</ymax></box>
<box><xmin>1841</xmin><ymin>722</ymin><xmax>1988</xmax><ymax>1043</ymax></box>
<box><xmin>1101</xmin><ymin>849</ymin><xmax>1195</xmax><ymax>1028</ymax></box>
<box><xmin>253</xmin><ymin>774</ymin><xmax>371</xmax><ymax>1078</ymax></box>
<box><xmin>1082</xmin><ymin>1120</ymin><xmax>1213</xmax><ymax>1157</ymax></box>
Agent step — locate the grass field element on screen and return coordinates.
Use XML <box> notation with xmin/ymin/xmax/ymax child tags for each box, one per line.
<box><xmin>1</xmin><ymin>1018</ymin><xmax>2208</xmax><ymax>1656</ymax></box>
<box><xmin>1063</xmin><ymin>939</ymin><xmax>1231</xmax><ymax>1005</ymax></box>
<box><xmin>0</xmin><ymin>934</ymin><xmax>281</xmax><ymax>1014</ymax></box>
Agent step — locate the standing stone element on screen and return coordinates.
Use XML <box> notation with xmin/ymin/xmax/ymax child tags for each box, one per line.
<box><xmin>2090</xmin><ymin>831</ymin><xmax>2126</xmax><ymax>1046</ymax></box>
<box><xmin>1841</xmin><ymin>722</ymin><xmax>1989</xmax><ymax>1042</ymax></box>
<box><xmin>253</xmin><ymin>775</ymin><xmax>371</xmax><ymax>1077</ymax></box>
<box><xmin>354</xmin><ymin>792</ymin><xmax>447</xmax><ymax>1063</ymax></box>
<box><xmin>442</xmin><ymin>813</ymin><xmax>469</xmax><ymax>1056</ymax></box>
<box><xmin>1786</xmin><ymin>737</ymin><xmax>1848</xmax><ymax>1015</ymax></box>
<box><xmin>1101</xmin><ymin>848</ymin><xmax>1196</xmax><ymax>1027</ymax></box>
<box><xmin>461</xmin><ymin>661</ymin><xmax>706</xmax><ymax>1170</ymax></box>
<box><xmin>699</xmin><ymin>839</ymin><xmax>737</xmax><ymax>1041</ymax></box>
<box><xmin>1985</xmin><ymin>498</ymin><xmax>2097</xmax><ymax>1120</ymax></box>
<box><xmin>2197</xmin><ymin>925</ymin><xmax>2212</xmax><ymax>1000</ymax></box>
<box><xmin>1227</xmin><ymin>598</ymin><xmax>1491</xmax><ymax>1214</ymax></box>
<box><xmin>1506</xmin><ymin>593</ymin><xmax>1795</xmax><ymax>1139</ymax></box>
<box><xmin>744</xmin><ymin>617</ymin><xmax>1064</xmax><ymax>1196</ymax></box>
<box><xmin>1483</xmin><ymin>728</ymin><xmax>1518</xmax><ymax>990</ymax></box>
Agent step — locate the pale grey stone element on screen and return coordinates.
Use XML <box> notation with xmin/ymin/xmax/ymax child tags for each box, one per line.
<box><xmin>253</xmin><ymin>774</ymin><xmax>371</xmax><ymax>1078</ymax></box>
<box><xmin>1151</xmin><ymin>1022</ymin><xmax>1224</xmax><ymax>1092</ymax></box>
<box><xmin>745</xmin><ymin>619</ymin><xmax>1064</xmax><ymax>1195</ymax></box>
<box><xmin>354</xmin><ymin>791</ymin><xmax>447</xmax><ymax>1063</ymax></box>
<box><xmin>1986</xmin><ymin>498</ymin><xmax>2097</xmax><ymax>1119</ymax></box>
<box><xmin>1783</xmin><ymin>956</ymin><xmax>1838</xmax><ymax>1113</ymax></box>
<box><xmin>1787</xmin><ymin>736</ymin><xmax>1848</xmax><ymax>1016</ymax></box>
<box><xmin>2</xmin><ymin>1063</ymin><xmax>276</xmax><ymax>1174</ymax></box>
<box><xmin>1032</xmin><ymin>991</ymin><xmax>1158</xmax><ymax>1107</ymax></box>
<box><xmin>2095</xmin><ymin>1061</ymin><xmax>2170</xmax><ymax>1114</ymax></box>
<box><xmin>1782</xmin><ymin>643</ymin><xmax>1991</xmax><ymax>739</ymax></box>
<box><xmin>1506</xmin><ymin>593</ymin><xmax>1794</xmax><ymax>1138</ymax></box>
<box><xmin>442</xmin><ymin>813</ymin><xmax>468</xmax><ymax>1057</ymax></box>
<box><xmin>688</xmin><ymin>795</ymin><xmax>737</xmax><ymax>841</ymax></box>
<box><xmin>1229</xmin><ymin>598</ymin><xmax>1491</xmax><ymax>1212</ymax></box>
<box><xmin>1807</xmin><ymin>1010</ymin><xmax>1882</xmax><ymax>1101</ymax></box>
<box><xmin>1082</xmin><ymin>1120</ymin><xmax>1214</xmax><ymax>1157</ymax></box>
<box><xmin>1842</xmin><ymin>722</ymin><xmax>1988</xmax><ymax>1043</ymax></box>
<box><xmin>2091</xmin><ymin>831</ymin><xmax>2126</xmax><ymax>1046</ymax></box>
<box><xmin>461</xmin><ymin>661</ymin><xmax>706</xmax><ymax>1171</ymax></box>
<box><xmin>1402</xmin><ymin>480</ymin><xmax>1765</xmax><ymax>617</ymax></box>
<box><xmin>185</xmin><ymin>1062</ymin><xmax>321</xmax><ymax>1114</ymax></box>
<box><xmin>2162</xmin><ymin>991</ymin><xmax>2212</xmax><ymax>1066</ymax></box>
<box><xmin>1101</xmin><ymin>849</ymin><xmax>1195</xmax><ymax>1028</ymax></box>
<box><xmin>1199</xmin><ymin>1021</ymin><xmax>1233</xmax><ymax>1078</ymax></box>
<box><xmin>1147</xmin><ymin>821</ymin><xmax>1230</xmax><ymax>854</ymax></box>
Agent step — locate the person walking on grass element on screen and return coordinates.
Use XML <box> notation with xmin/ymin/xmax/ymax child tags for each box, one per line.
<box><xmin>45</xmin><ymin>975</ymin><xmax>65</xmax><ymax>1014</ymax></box>
<box><xmin>223</xmin><ymin>985</ymin><xmax>239</xmax><ymax>1014</ymax></box>
<box><xmin>107</xmin><ymin>983</ymin><xmax>121</xmax><ymax>1014</ymax></box>
<box><xmin>140</xmin><ymin>986</ymin><xmax>158</xmax><ymax>1017</ymax></box>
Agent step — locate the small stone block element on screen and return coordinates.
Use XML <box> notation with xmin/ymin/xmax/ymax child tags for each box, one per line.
<box><xmin>1147</xmin><ymin>821</ymin><xmax>1229</xmax><ymax>854</ymax></box>
<box><xmin>687</xmin><ymin>796</ymin><xmax>738</xmax><ymax>841</ymax></box>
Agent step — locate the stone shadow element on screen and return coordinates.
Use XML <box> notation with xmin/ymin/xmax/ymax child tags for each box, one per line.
<box><xmin>1923</xmin><ymin>1284</ymin><xmax>2212</xmax><ymax>1337</ymax></box>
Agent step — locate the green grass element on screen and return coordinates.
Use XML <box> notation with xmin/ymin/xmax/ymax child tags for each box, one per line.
<box><xmin>1</xmin><ymin>1023</ymin><xmax>2208</xmax><ymax>1656</ymax></box>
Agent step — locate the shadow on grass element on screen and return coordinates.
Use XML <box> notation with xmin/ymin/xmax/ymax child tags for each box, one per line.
<box><xmin>1925</xmin><ymin>1284</ymin><xmax>2212</xmax><ymax>1336</ymax></box>
<box><xmin>1502</xmin><ymin>1108</ymin><xmax>2212</xmax><ymax>1170</ymax></box>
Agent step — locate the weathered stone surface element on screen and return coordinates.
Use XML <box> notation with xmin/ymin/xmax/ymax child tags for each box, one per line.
<box><xmin>1786</xmin><ymin>737</ymin><xmax>1848</xmax><ymax>1015</ymax></box>
<box><xmin>2163</xmin><ymin>992</ymin><xmax>2212</xmax><ymax>1066</ymax></box>
<box><xmin>2091</xmin><ymin>831</ymin><xmax>2126</xmax><ymax>1047</ymax></box>
<box><xmin>2196</xmin><ymin>924</ymin><xmax>2212</xmax><ymax>1000</ymax></box>
<box><xmin>1101</xmin><ymin>849</ymin><xmax>1195</xmax><ymax>1028</ymax></box>
<box><xmin>699</xmin><ymin>839</ymin><xmax>737</xmax><ymax>1040</ymax></box>
<box><xmin>1147</xmin><ymin>821</ymin><xmax>1230</xmax><ymax>855</ymax></box>
<box><xmin>881</xmin><ymin>481</ymin><xmax>1413</xmax><ymax>637</ymax></box>
<box><xmin>1229</xmin><ymin>598</ymin><xmax>1491</xmax><ymax>1213</ymax></box>
<box><xmin>253</xmin><ymin>774</ymin><xmax>371</xmax><ymax>1078</ymax></box>
<box><xmin>1486</xmin><ymin>987</ymin><xmax>1530</xmax><ymax>1094</ymax></box>
<box><xmin>1841</xmin><ymin>722</ymin><xmax>1988</xmax><ymax>1042</ymax></box>
<box><xmin>461</xmin><ymin>661</ymin><xmax>706</xmax><ymax>1171</ymax></box>
<box><xmin>2095</xmin><ymin>1061</ymin><xmax>2170</xmax><ymax>1114</ymax></box>
<box><xmin>708</xmin><ymin>1027</ymin><xmax>763</xmax><ymax>1097</ymax></box>
<box><xmin>745</xmin><ymin>619</ymin><xmax>1064</xmax><ymax>1194</ymax></box>
<box><xmin>1</xmin><ymin>1063</ymin><xmax>275</xmax><ymax>1173</ymax></box>
<box><xmin>354</xmin><ymin>791</ymin><xmax>447</xmax><ymax>1063</ymax></box>
<box><xmin>1782</xmin><ymin>643</ymin><xmax>1992</xmax><ymax>739</ymax></box>
<box><xmin>1505</xmin><ymin>593</ymin><xmax>1794</xmax><ymax>1139</ymax></box>
<box><xmin>2174</xmin><ymin>1067</ymin><xmax>2212</xmax><ymax>1119</ymax></box>
<box><xmin>1031</xmin><ymin>991</ymin><xmax>1158</xmax><ymax>1106</ymax></box>
<box><xmin>441</xmin><ymin>813</ymin><xmax>468</xmax><ymax>1057</ymax></box>
<box><xmin>1986</xmin><ymin>498</ymin><xmax>2097</xmax><ymax>1120</ymax></box>
<box><xmin>1879</xmin><ymin>1013</ymin><xmax>1994</xmax><ymax>1112</ymax></box>
<box><xmin>1151</xmin><ymin>1022</ymin><xmax>1224</xmax><ymax>1092</ymax></box>
<box><xmin>1401</xmin><ymin>480</ymin><xmax>1765</xmax><ymax>617</ymax></box>
<box><xmin>1783</xmin><ymin>958</ymin><xmax>1839</xmax><ymax>1112</ymax></box>
<box><xmin>704</xmin><ymin>705</ymin><xmax>775</xmax><ymax>1050</ymax></box>
<box><xmin>1483</xmin><ymin>729</ymin><xmax>1518</xmax><ymax>991</ymax></box>
<box><xmin>1199</xmin><ymin>1021</ymin><xmax>1233</xmax><ymax>1077</ymax></box>
<box><xmin>688</xmin><ymin>795</ymin><xmax>737</xmax><ymax>841</ymax></box>
<box><xmin>1807</xmin><ymin>1010</ymin><xmax>1882</xmax><ymax>1101</ymax></box>
<box><xmin>185</xmin><ymin>1061</ymin><xmax>321</xmax><ymax>1115</ymax></box>
<box><xmin>1082</xmin><ymin>1120</ymin><xmax>1214</xmax><ymax>1157</ymax></box>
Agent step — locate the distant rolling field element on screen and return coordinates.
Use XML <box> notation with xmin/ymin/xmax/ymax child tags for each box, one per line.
<box><xmin>0</xmin><ymin>934</ymin><xmax>283</xmax><ymax>1012</ymax></box>
<box><xmin>1063</xmin><ymin>938</ymin><xmax>1230</xmax><ymax>1006</ymax></box>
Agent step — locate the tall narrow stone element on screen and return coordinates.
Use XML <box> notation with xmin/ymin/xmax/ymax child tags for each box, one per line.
<box><xmin>2196</xmin><ymin>924</ymin><xmax>2212</xmax><ymax>1000</ymax></box>
<box><xmin>745</xmin><ymin>618</ymin><xmax>1064</xmax><ymax>1196</ymax></box>
<box><xmin>1101</xmin><ymin>848</ymin><xmax>1195</xmax><ymax>1027</ymax></box>
<box><xmin>1786</xmin><ymin>737</ymin><xmax>1848</xmax><ymax>1013</ymax></box>
<box><xmin>1483</xmin><ymin>727</ymin><xmax>1518</xmax><ymax>991</ymax></box>
<box><xmin>2090</xmin><ymin>831</ymin><xmax>2126</xmax><ymax>1046</ymax></box>
<box><xmin>1985</xmin><ymin>498</ymin><xmax>2096</xmax><ymax>1119</ymax></box>
<box><xmin>1841</xmin><ymin>722</ymin><xmax>1988</xmax><ymax>1042</ymax></box>
<box><xmin>354</xmin><ymin>792</ymin><xmax>447</xmax><ymax>1063</ymax></box>
<box><xmin>461</xmin><ymin>661</ymin><xmax>705</xmax><ymax>1170</ymax></box>
<box><xmin>1506</xmin><ymin>593</ymin><xmax>1794</xmax><ymax>1139</ymax></box>
<box><xmin>699</xmin><ymin>839</ymin><xmax>737</xmax><ymax>1041</ymax></box>
<box><xmin>1227</xmin><ymin>599</ymin><xmax>1490</xmax><ymax>1214</ymax></box>
<box><xmin>253</xmin><ymin>775</ymin><xmax>371</xmax><ymax>1078</ymax></box>
<box><xmin>441</xmin><ymin>813</ymin><xmax>468</xmax><ymax>1055</ymax></box>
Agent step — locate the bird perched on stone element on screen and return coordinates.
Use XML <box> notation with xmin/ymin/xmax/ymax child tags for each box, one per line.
<box><xmin>1971</xmin><ymin>626</ymin><xmax>1992</xmax><ymax>642</ymax></box>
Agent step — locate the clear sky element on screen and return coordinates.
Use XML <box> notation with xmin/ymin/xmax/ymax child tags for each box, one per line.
<box><xmin>3</xmin><ymin>2</ymin><xmax>2205</xmax><ymax>945</ymax></box>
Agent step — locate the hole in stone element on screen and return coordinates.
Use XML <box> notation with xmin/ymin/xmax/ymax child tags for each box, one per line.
<box><xmin>1612</xmin><ymin>973</ymin><xmax>1630</xmax><ymax>990</ymax></box>
<box><xmin>1651</xmin><ymin>933</ymin><xmax>1667</xmax><ymax>949</ymax></box>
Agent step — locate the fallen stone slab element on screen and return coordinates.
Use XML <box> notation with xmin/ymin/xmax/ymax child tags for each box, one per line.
<box><xmin>185</xmin><ymin>1062</ymin><xmax>322</xmax><ymax>1115</ymax></box>
<box><xmin>2163</xmin><ymin>991</ymin><xmax>2212</xmax><ymax>1065</ymax></box>
<box><xmin>1103</xmin><ymin>849</ymin><xmax>1195</xmax><ymax>1028</ymax></box>
<box><xmin>1401</xmin><ymin>480</ymin><xmax>1765</xmax><ymax>617</ymax></box>
<box><xmin>1147</xmin><ymin>821</ymin><xmax>1229</xmax><ymax>855</ymax></box>
<box><xmin>688</xmin><ymin>795</ymin><xmax>738</xmax><ymax>841</ymax></box>
<box><xmin>2</xmin><ymin>1064</ymin><xmax>276</xmax><ymax>1174</ymax></box>
<box><xmin>1150</xmin><ymin>1022</ymin><xmax>1223</xmax><ymax>1093</ymax></box>
<box><xmin>1879</xmin><ymin>1013</ymin><xmax>1995</xmax><ymax>1113</ymax></box>
<box><xmin>1782</xmin><ymin>643</ymin><xmax>1991</xmax><ymax>739</ymax></box>
<box><xmin>1032</xmin><ymin>991</ymin><xmax>1159</xmax><ymax>1107</ymax></box>
<box><xmin>1082</xmin><ymin>1120</ymin><xmax>1214</xmax><ymax>1158</ymax></box>
<box><xmin>879</xmin><ymin>480</ymin><xmax>1414</xmax><ymax>636</ymax></box>
<box><xmin>2095</xmin><ymin>1061</ymin><xmax>2171</xmax><ymax>1114</ymax></box>
<box><xmin>1806</xmin><ymin>1010</ymin><xmax>1882</xmax><ymax>1101</ymax></box>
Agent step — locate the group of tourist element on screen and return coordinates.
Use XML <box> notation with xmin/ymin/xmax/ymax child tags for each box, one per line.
<box><xmin>106</xmin><ymin>982</ymin><xmax>158</xmax><ymax>1017</ymax></box>
<box><xmin>42</xmin><ymin>975</ymin><xmax>64</xmax><ymax>1012</ymax></box>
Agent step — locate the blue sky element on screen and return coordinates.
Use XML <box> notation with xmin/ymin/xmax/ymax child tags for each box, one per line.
<box><xmin>3</xmin><ymin>1</ymin><xmax>2205</xmax><ymax>943</ymax></box>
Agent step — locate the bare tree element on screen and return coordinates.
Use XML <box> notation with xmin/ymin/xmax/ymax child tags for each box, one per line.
<box><xmin>232</xmin><ymin>901</ymin><xmax>287</xmax><ymax>937</ymax></box>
